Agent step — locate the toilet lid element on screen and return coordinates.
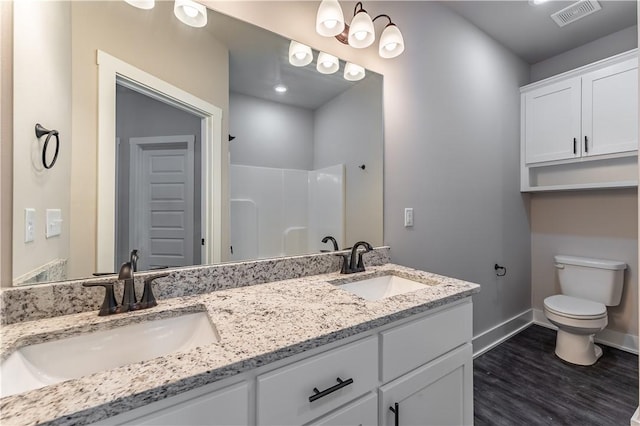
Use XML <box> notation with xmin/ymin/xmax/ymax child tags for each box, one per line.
<box><xmin>544</xmin><ymin>295</ymin><xmax>606</xmax><ymax>319</ymax></box>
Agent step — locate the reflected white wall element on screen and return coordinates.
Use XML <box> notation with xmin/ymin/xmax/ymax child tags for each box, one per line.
<box><xmin>230</xmin><ymin>164</ymin><xmax>344</xmax><ymax>261</ymax></box>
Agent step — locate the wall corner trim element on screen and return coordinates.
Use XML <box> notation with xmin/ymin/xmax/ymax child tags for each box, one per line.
<box><xmin>472</xmin><ymin>309</ymin><xmax>533</xmax><ymax>358</ymax></box>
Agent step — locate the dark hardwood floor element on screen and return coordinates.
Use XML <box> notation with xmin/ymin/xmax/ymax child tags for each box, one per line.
<box><xmin>474</xmin><ymin>325</ymin><xmax>638</xmax><ymax>426</ymax></box>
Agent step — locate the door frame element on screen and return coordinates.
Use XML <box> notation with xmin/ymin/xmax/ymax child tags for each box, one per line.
<box><xmin>96</xmin><ymin>50</ymin><xmax>223</xmax><ymax>272</ymax></box>
<box><xmin>129</xmin><ymin>136</ymin><xmax>195</xmax><ymax>270</ymax></box>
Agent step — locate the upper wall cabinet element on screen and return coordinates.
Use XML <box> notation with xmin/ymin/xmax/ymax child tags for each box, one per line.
<box><xmin>521</xmin><ymin>50</ymin><xmax>638</xmax><ymax>192</ymax></box>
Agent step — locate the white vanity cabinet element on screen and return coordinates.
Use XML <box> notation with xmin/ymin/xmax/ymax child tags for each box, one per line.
<box><xmin>521</xmin><ymin>50</ymin><xmax>638</xmax><ymax>191</ymax></box>
<box><xmin>256</xmin><ymin>337</ymin><xmax>378</xmax><ymax>426</ymax></box>
<box><xmin>98</xmin><ymin>381</ymin><xmax>250</xmax><ymax>426</ymax></box>
<box><xmin>95</xmin><ymin>299</ymin><xmax>473</xmax><ymax>426</ymax></box>
<box><xmin>379</xmin><ymin>302</ymin><xmax>473</xmax><ymax>426</ymax></box>
<box><xmin>379</xmin><ymin>344</ymin><xmax>473</xmax><ymax>426</ymax></box>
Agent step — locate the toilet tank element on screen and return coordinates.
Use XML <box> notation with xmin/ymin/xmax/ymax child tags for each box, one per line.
<box><xmin>554</xmin><ymin>255</ymin><xmax>627</xmax><ymax>306</ymax></box>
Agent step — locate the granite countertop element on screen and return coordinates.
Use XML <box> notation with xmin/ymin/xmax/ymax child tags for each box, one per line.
<box><xmin>0</xmin><ymin>263</ymin><xmax>480</xmax><ymax>425</ymax></box>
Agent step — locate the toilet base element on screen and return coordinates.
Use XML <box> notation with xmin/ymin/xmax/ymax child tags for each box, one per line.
<box><xmin>554</xmin><ymin>329</ymin><xmax>602</xmax><ymax>366</ymax></box>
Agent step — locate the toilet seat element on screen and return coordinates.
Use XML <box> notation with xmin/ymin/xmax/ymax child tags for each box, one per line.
<box><xmin>543</xmin><ymin>295</ymin><xmax>607</xmax><ymax>320</ymax></box>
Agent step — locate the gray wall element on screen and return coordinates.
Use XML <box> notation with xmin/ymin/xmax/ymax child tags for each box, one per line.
<box><xmin>530</xmin><ymin>25</ymin><xmax>638</xmax><ymax>82</ymax></box>
<box><xmin>229</xmin><ymin>92</ymin><xmax>314</xmax><ymax>170</ymax></box>
<box><xmin>115</xmin><ymin>87</ymin><xmax>202</xmax><ymax>270</ymax></box>
<box><xmin>314</xmin><ymin>74</ymin><xmax>384</xmax><ymax>247</ymax></box>
<box><xmin>380</xmin><ymin>2</ymin><xmax>532</xmax><ymax>337</ymax></box>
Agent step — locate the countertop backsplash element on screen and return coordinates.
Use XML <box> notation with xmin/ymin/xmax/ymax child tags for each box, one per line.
<box><xmin>0</xmin><ymin>247</ymin><xmax>391</xmax><ymax>325</ymax></box>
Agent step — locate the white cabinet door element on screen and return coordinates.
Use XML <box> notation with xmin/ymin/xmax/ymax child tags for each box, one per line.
<box><xmin>524</xmin><ymin>77</ymin><xmax>582</xmax><ymax>164</ymax></box>
<box><xmin>111</xmin><ymin>382</ymin><xmax>249</xmax><ymax>426</ymax></box>
<box><xmin>582</xmin><ymin>58</ymin><xmax>638</xmax><ymax>157</ymax></box>
<box><xmin>307</xmin><ymin>393</ymin><xmax>377</xmax><ymax>426</ymax></box>
<box><xmin>379</xmin><ymin>344</ymin><xmax>473</xmax><ymax>426</ymax></box>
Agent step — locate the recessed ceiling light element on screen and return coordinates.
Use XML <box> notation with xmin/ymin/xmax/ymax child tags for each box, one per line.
<box><xmin>529</xmin><ymin>0</ymin><xmax>550</xmax><ymax>5</ymax></box>
<box><xmin>274</xmin><ymin>84</ymin><xmax>288</xmax><ymax>93</ymax></box>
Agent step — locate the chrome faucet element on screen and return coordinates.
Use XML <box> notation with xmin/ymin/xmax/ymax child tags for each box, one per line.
<box><xmin>339</xmin><ymin>241</ymin><xmax>373</xmax><ymax>274</ymax></box>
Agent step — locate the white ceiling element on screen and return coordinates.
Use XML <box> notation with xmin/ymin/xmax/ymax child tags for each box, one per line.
<box><xmin>203</xmin><ymin>1</ymin><xmax>635</xmax><ymax>108</ymax></box>
<box><xmin>205</xmin><ymin>10</ymin><xmax>375</xmax><ymax>110</ymax></box>
<box><xmin>442</xmin><ymin>0</ymin><xmax>637</xmax><ymax>64</ymax></box>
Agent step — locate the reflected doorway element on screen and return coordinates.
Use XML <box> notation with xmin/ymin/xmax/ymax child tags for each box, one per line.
<box><xmin>115</xmin><ymin>85</ymin><xmax>202</xmax><ymax>270</ymax></box>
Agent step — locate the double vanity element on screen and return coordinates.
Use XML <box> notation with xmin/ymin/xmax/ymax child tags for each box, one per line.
<box><xmin>0</xmin><ymin>249</ymin><xmax>480</xmax><ymax>425</ymax></box>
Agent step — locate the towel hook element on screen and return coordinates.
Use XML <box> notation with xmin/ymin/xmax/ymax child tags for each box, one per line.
<box><xmin>494</xmin><ymin>264</ymin><xmax>506</xmax><ymax>277</ymax></box>
<box><xmin>35</xmin><ymin>123</ymin><xmax>60</xmax><ymax>169</ymax></box>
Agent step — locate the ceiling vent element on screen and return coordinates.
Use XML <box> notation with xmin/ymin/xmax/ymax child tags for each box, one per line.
<box><xmin>551</xmin><ymin>0</ymin><xmax>601</xmax><ymax>27</ymax></box>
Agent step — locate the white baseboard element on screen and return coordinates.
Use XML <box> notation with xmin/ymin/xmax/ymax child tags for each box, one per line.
<box><xmin>473</xmin><ymin>309</ymin><xmax>533</xmax><ymax>358</ymax></box>
<box><xmin>532</xmin><ymin>309</ymin><xmax>639</xmax><ymax>355</ymax></box>
<box><xmin>631</xmin><ymin>407</ymin><xmax>640</xmax><ymax>426</ymax></box>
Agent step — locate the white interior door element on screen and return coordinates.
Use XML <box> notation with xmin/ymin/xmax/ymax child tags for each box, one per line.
<box><xmin>130</xmin><ymin>136</ymin><xmax>195</xmax><ymax>270</ymax></box>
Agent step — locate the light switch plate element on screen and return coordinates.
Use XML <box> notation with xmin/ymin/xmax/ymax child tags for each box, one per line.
<box><xmin>46</xmin><ymin>209</ymin><xmax>62</xmax><ymax>238</ymax></box>
<box><xmin>25</xmin><ymin>208</ymin><xmax>35</xmax><ymax>243</ymax></box>
<box><xmin>404</xmin><ymin>208</ymin><xmax>414</xmax><ymax>227</ymax></box>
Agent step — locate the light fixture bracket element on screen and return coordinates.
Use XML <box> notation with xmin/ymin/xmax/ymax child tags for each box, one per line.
<box><xmin>335</xmin><ymin>23</ymin><xmax>350</xmax><ymax>44</ymax></box>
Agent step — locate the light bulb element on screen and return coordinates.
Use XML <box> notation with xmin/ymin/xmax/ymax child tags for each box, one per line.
<box><xmin>316</xmin><ymin>52</ymin><xmax>339</xmax><ymax>74</ymax></box>
<box><xmin>324</xmin><ymin>19</ymin><xmax>338</xmax><ymax>29</ymax></box>
<box><xmin>343</xmin><ymin>62</ymin><xmax>365</xmax><ymax>81</ymax></box>
<box><xmin>289</xmin><ymin>40</ymin><xmax>313</xmax><ymax>67</ymax></box>
<box><xmin>274</xmin><ymin>84</ymin><xmax>287</xmax><ymax>93</ymax></box>
<box><xmin>378</xmin><ymin>24</ymin><xmax>404</xmax><ymax>58</ymax></box>
<box><xmin>354</xmin><ymin>31</ymin><xmax>367</xmax><ymax>41</ymax></box>
<box><xmin>316</xmin><ymin>0</ymin><xmax>345</xmax><ymax>37</ymax></box>
<box><xmin>174</xmin><ymin>0</ymin><xmax>207</xmax><ymax>28</ymax></box>
<box><xmin>347</xmin><ymin>11</ymin><xmax>375</xmax><ymax>48</ymax></box>
<box><xmin>183</xmin><ymin>5</ymin><xmax>198</xmax><ymax>17</ymax></box>
<box><xmin>124</xmin><ymin>0</ymin><xmax>155</xmax><ymax>9</ymax></box>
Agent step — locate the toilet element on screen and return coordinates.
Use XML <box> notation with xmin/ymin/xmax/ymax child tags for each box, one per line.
<box><xmin>543</xmin><ymin>255</ymin><xmax>626</xmax><ymax>366</ymax></box>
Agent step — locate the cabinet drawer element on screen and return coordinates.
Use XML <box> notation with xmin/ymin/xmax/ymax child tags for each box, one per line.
<box><xmin>381</xmin><ymin>301</ymin><xmax>471</xmax><ymax>382</ymax></box>
<box><xmin>101</xmin><ymin>382</ymin><xmax>249</xmax><ymax>426</ymax></box>
<box><xmin>257</xmin><ymin>336</ymin><xmax>378</xmax><ymax>426</ymax></box>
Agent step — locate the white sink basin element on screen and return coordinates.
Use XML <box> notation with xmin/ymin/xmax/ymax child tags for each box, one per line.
<box><xmin>337</xmin><ymin>275</ymin><xmax>428</xmax><ymax>301</ymax></box>
<box><xmin>0</xmin><ymin>312</ymin><xmax>218</xmax><ymax>398</ymax></box>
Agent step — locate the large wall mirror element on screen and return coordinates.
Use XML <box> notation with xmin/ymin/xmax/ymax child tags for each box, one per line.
<box><xmin>11</xmin><ymin>1</ymin><xmax>383</xmax><ymax>285</ymax></box>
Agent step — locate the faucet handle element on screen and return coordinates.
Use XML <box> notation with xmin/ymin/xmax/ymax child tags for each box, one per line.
<box><xmin>83</xmin><ymin>282</ymin><xmax>119</xmax><ymax>316</ymax></box>
<box><xmin>140</xmin><ymin>273</ymin><xmax>170</xmax><ymax>309</ymax></box>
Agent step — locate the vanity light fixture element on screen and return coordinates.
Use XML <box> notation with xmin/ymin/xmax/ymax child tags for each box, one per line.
<box><xmin>343</xmin><ymin>62</ymin><xmax>365</xmax><ymax>81</ymax></box>
<box><xmin>288</xmin><ymin>41</ymin><xmax>313</xmax><ymax>67</ymax></box>
<box><xmin>124</xmin><ymin>0</ymin><xmax>155</xmax><ymax>10</ymax></box>
<box><xmin>316</xmin><ymin>0</ymin><xmax>345</xmax><ymax>36</ymax></box>
<box><xmin>316</xmin><ymin>1</ymin><xmax>404</xmax><ymax>59</ymax></box>
<box><xmin>174</xmin><ymin>0</ymin><xmax>207</xmax><ymax>28</ymax></box>
<box><xmin>316</xmin><ymin>52</ymin><xmax>339</xmax><ymax>74</ymax></box>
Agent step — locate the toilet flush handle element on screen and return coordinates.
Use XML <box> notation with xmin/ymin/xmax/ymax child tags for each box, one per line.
<box><xmin>554</xmin><ymin>264</ymin><xmax>565</xmax><ymax>269</ymax></box>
